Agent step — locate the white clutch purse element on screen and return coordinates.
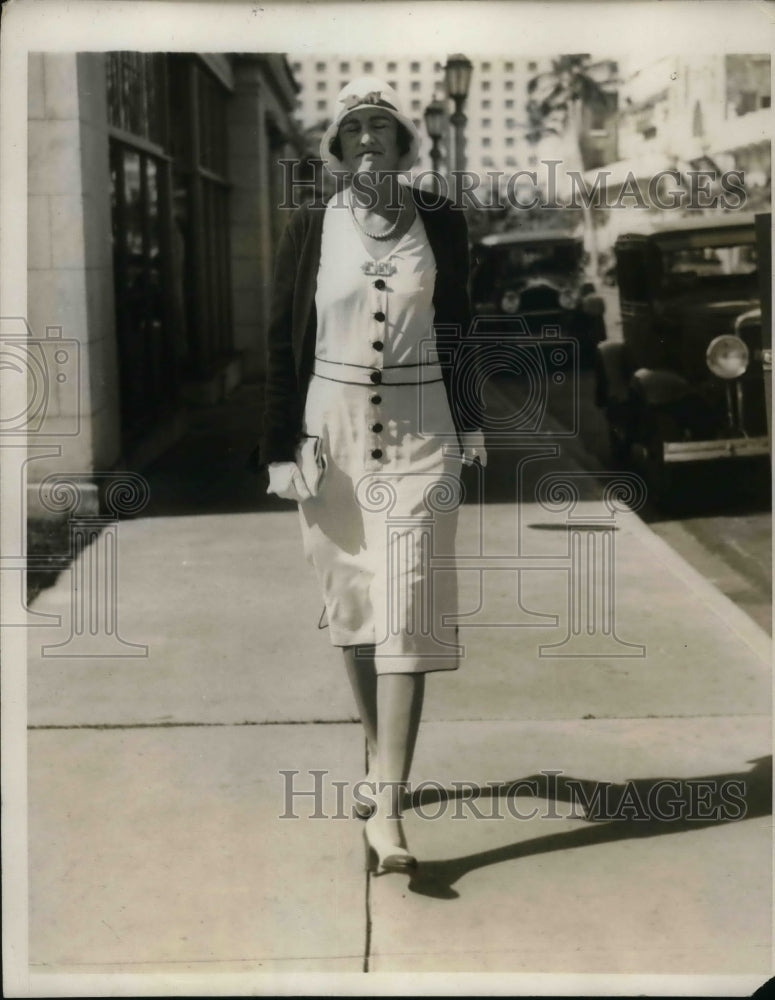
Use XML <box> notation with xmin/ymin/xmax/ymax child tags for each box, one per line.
<box><xmin>295</xmin><ymin>435</ymin><xmax>326</xmax><ymax>496</ymax></box>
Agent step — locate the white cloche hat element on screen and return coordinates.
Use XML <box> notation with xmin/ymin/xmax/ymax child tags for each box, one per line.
<box><xmin>319</xmin><ymin>75</ymin><xmax>422</xmax><ymax>174</ymax></box>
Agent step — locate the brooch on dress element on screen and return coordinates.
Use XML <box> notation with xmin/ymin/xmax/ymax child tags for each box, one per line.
<box><xmin>361</xmin><ymin>260</ymin><xmax>397</xmax><ymax>276</ymax></box>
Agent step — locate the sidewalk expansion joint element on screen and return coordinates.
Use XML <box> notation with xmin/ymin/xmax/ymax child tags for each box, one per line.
<box><xmin>28</xmin><ymin>719</ymin><xmax>362</xmax><ymax>731</ymax></box>
<box><xmin>363</xmin><ymin>860</ymin><xmax>373</xmax><ymax>972</ymax></box>
<box><xmin>28</xmin><ymin>711</ymin><xmax>772</xmax><ymax>732</ymax></box>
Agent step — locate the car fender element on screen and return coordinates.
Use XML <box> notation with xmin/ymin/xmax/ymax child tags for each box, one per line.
<box><xmin>594</xmin><ymin>340</ymin><xmax>630</xmax><ymax>407</ymax></box>
<box><xmin>630</xmin><ymin>368</ymin><xmax>689</xmax><ymax>407</ymax></box>
<box><xmin>581</xmin><ymin>292</ymin><xmax>605</xmax><ymax>317</ymax></box>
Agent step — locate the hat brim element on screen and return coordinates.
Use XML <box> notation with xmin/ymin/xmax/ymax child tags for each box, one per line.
<box><xmin>319</xmin><ymin>105</ymin><xmax>422</xmax><ymax>175</ymax></box>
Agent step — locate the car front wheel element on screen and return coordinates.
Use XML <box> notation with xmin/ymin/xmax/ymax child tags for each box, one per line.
<box><xmin>633</xmin><ymin>417</ymin><xmax>682</xmax><ymax>511</ymax></box>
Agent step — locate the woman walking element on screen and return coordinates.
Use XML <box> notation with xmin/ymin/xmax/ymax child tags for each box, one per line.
<box><xmin>259</xmin><ymin>77</ymin><xmax>486</xmax><ymax>874</ymax></box>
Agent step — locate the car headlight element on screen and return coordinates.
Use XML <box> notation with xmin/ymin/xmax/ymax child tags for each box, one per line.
<box><xmin>500</xmin><ymin>289</ymin><xmax>521</xmax><ymax>314</ymax></box>
<box><xmin>706</xmin><ymin>334</ymin><xmax>749</xmax><ymax>379</ymax></box>
<box><xmin>558</xmin><ymin>288</ymin><xmax>576</xmax><ymax>310</ymax></box>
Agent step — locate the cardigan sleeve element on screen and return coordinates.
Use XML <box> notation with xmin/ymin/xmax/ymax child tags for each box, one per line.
<box><xmin>444</xmin><ymin>207</ymin><xmax>484</xmax><ymax>434</ymax></box>
<box><xmin>256</xmin><ymin>210</ymin><xmax>307</xmax><ymax>468</ymax></box>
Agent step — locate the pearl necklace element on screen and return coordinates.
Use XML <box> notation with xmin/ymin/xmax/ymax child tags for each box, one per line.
<box><xmin>348</xmin><ymin>190</ymin><xmax>404</xmax><ymax>241</ymax></box>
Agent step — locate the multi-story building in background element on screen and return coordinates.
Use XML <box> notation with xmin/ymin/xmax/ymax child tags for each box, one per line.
<box><xmin>616</xmin><ymin>52</ymin><xmax>770</xmax><ymax>171</ymax></box>
<box><xmin>289</xmin><ymin>54</ymin><xmax>571</xmax><ymax>185</ymax></box>
<box><xmin>588</xmin><ymin>52</ymin><xmax>771</xmax><ymax>250</ymax></box>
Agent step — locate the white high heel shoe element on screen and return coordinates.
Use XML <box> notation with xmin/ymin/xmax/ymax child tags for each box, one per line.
<box><xmin>363</xmin><ymin>821</ymin><xmax>417</xmax><ymax>875</ymax></box>
<box><xmin>362</xmin><ymin>786</ymin><xmax>416</xmax><ymax>874</ymax></box>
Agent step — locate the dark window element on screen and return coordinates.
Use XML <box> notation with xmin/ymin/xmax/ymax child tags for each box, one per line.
<box><xmin>107</xmin><ymin>53</ymin><xmax>233</xmax><ymax>446</ymax></box>
<box><xmin>410</xmin><ymin>61</ymin><xmax>420</xmax><ymax>72</ymax></box>
<box><xmin>692</xmin><ymin>100</ymin><xmax>703</xmax><ymax>138</ymax></box>
<box><xmin>411</xmin><ymin>80</ymin><xmax>420</xmax><ymax>92</ymax></box>
<box><xmin>340</xmin><ymin>61</ymin><xmax>350</xmax><ymax>73</ymax></box>
<box><xmin>106</xmin><ymin>52</ymin><xmax>167</xmax><ymax>144</ymax></box>
<box><xmin>737</xmin><ymin>90</ymin><xmax>757</xmax><ymax>114</ymax></box>
<box><xmin>482</xmin><ymin>80</ymin><xmax>491</xmax><ymax>91</ymax></box>
<box><xmin>505</xmin><ymin>61</ymin><xmax>514</xmax><ymax>72</ymax></box>
<box><xmin>482</xmin><ymin>61</ymin><xmax>491</xmax><ymax>72</ymax></box>
<box><xmin>528</xmin><ymin>61</ymin><xmax>537</xmax><ymax>71</ymax></box>
<box><xmin>363</xmin><ymin>60</ymin><xmax>374</xmax><ymax>72</ymax></box>
<box><xmin>315</xmin><ymin>61</ymin><xmax>326</xmax><ymax>72</ymax></box>
<box><xmin>387</xmin><ymin>61</ymin><xmax>397</xmax><ymax>72</ymax></box>
<box><xmin>505</xmin><ymin>80</ymin><xmax>513</xmax><ymax>91</ymax></box>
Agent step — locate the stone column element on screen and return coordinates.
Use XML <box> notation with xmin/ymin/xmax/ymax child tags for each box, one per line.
<box><xmin>26</xmin><ymin>52</ymin><xmax>120</xmax><ymax>518</ymax></box>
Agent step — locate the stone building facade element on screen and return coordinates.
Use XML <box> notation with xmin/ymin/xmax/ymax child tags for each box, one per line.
<box><xmin>26</xmin><ymin>51</ymin><xmax>303</xmax><ymax>517</ymax></box>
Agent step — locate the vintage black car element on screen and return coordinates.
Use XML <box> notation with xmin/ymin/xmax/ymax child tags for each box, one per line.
<box><xmin>595</xmin><ymin>214</ymin><xmax>769</xmax><ymax>503</ymax></box>
<box><xmin>470</xmin><ymin>229</ymin><xmax>607</xmax><ymax>363</ymax></box>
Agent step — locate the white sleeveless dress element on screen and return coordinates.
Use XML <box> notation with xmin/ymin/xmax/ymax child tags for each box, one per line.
<box><xmin>298</xmin><ymin>191</ymin><xmax>463</xmax><ymax>673</ymax></box>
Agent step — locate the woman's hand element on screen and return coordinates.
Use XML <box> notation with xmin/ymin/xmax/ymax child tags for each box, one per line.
<box><xmin>267</xmin><ymin>461</ymin><xmax>313</xmax><ymax>502</ymax></box>
<box><xmin>461</xmin><ymin>430</ymin><xmax>488</xmax><ymax>468</ymax></box>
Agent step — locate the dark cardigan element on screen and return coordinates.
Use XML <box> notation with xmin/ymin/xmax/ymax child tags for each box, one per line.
<box><xmin>256</xmin><ymin>186</ymin><xmax>482</xmax><ymax>469</ymax></box>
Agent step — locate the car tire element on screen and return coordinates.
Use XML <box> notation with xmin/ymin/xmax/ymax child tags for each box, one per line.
<box><xmin>643</xmin><ymin>435</ymin><xmax>674</xmax><ymax>510</ymax></box>
<box><xmin>607</xmin><ymin>417</ymin><xmax>631</xmax><ymax>467</ymax></box>
<box><xmin>640</xmin><ymin>418</ymin><xmax>685</xmax><ymax>512</ymax></box>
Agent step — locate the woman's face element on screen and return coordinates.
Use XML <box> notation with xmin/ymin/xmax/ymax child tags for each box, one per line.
<box><xmin>337</xmin><ymin>108</ymin><xmax>401</xmax><ymax>175</ymax></box>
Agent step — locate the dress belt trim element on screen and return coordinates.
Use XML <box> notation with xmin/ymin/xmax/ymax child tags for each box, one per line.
<box><xmin>312</xmin><ymin>356</ymin><xmax>444</xmax><ymax>387</ymax></box>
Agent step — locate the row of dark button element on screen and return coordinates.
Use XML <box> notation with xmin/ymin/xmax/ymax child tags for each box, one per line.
<box><xmin>373</xmin><ymin>287</ymin><xmax>386</xmax><ymax>374</ymax></box>
<box><xmin>371</xmin><ymin>369</ymin><xmax>383</xmax><ymax>457</ymax></box>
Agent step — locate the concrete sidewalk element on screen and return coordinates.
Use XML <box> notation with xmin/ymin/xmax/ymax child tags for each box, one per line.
<box><xmin>24</xmin><ymin>381</ymin><xmax>772</xmax><ymax>991</ymax></box>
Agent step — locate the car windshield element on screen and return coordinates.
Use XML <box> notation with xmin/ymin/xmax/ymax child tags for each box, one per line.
<box><xmin>499</xmin><ymin>241</ymin><xmax>582</xmax><ymax>274</ymax></box>
<box><xmin>473</xmin><ymin>240</ymin><xmax>583</xmax><ymax>298</ymax></box>
<box><xmin>662</xmin><ymin>242</ymin><xmax>758</xmax><ymax>280</ymax></box>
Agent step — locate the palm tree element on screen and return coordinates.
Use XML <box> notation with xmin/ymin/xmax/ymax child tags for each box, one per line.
<box><xmin>526</xmin><ymin>55</ymin><xmax>618</xmax><ymax>275</ymax></box>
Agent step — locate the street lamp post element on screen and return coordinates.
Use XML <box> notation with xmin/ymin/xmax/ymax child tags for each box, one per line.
<box><xmin>423</xmin><ymin>99</ymin><xmax>445</xmax><ymax>193</ymax></box>
<box><xmin>444</xmin><ymin>54</ymin><xmax>473</xmax><ymax>178</ymax></box>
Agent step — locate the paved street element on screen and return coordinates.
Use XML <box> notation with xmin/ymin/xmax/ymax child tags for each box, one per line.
<box><xmin>22</xmin><ymin>378</ymin><xmax>772</xmax><ymax>991</ymax></box>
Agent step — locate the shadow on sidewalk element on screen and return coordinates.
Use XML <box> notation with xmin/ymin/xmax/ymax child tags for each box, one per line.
<box><xmin>400</xmin><ymin>756</ymin><xmax>772</xmax><ymax>900</ymax></box>
<box><xmin>137</xmin><ymin>376</ymin><xmax>600</xmax><ymax>515</ymax></box>
<box><xmin>139</xmin><ymin>381</ymin><xmax>289</xmax><ymax>518</ymax></box>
